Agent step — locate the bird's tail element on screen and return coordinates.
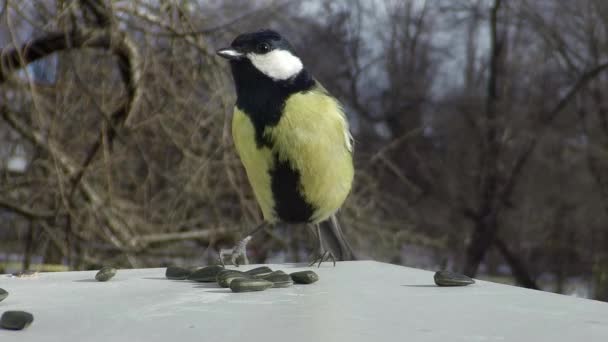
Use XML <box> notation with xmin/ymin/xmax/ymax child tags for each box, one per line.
<box><xmin>318</xmin><ymin>214</ymin><xmax>356</xmax><ymax>261</ymax></box>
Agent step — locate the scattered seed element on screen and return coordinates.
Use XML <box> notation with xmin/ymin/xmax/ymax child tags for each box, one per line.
<box><xmin>0</xmin><ymin>311</ymin><xmax>34</xmax><ymax>330</ymax></box>
<box><xmin>290</xmin><ymin>270</ymin><xmax>319</xmax><ymax>284</ymax></box>
<box><xmin>0</xmin><ymin>288</ymin><xmax>7</xmax><ymax>303</ymax></box>
<box><xmin>188</xmin><ymin>265</ymin><xmax>224</xmax><ymax>282</ymax></box>
<box><xmin>229</xmin><ymin>278</ymin><xmax>273</xmax><ymax>293</ymax></box>
<box><xmin>260</xmin><ymin>271</ymin><xmax>293</xmax><ymax>288</ymax></box>
<box><xmin>95</xmin><ymin>267</ymin><xmax>117</xmax><ymax>282</ymax></box>
<box><xmin>254</xmin><ymin>270</ymin><xmax>286</xmax><ymax>277</ymax></box>
<box><xmin>434</xmin><ymin>271</ymin><xmax>475</xmax><ymax>286</ymax></box>
<box><xmin>217</xmin><ymin>270</ymin><xmax>251</xmax><ymax>288</ymax></box>
<box><xmin>244</xmin><ymin>266</ymin><xmax>273</xmax><ymax>277</ymax></box>
<box><xmin>165</xmin><ymin>266</ymin><xmax>192</xmax><ymax>280</ymax></box>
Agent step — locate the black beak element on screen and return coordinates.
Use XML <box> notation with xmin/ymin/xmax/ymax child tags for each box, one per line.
<box><xmin>216</xmin><ymin>48</ymin><xmax>244</xmax><ymax>60</ymax></box>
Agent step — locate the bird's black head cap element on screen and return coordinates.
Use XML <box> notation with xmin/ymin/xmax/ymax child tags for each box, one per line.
<box><xmin>230</xmin><ymin>29</ymin><xmax>296</xmax><ymax>55</ymax></box>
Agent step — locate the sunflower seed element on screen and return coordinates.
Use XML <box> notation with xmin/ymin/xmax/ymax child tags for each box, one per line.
<box><xmin>188</xmin><ymin>265</ymin><xmax>225</xmax><ymax>282</ymax></box>
<box><xmin>290</xmin><ymin>271</ymin><xmax>319</xmax><ymax>284</ymax></box>
<box><xmin>165</xmin><ymin>266</ymin><xmax>192</xmax><ymax>280</ymax></box>
<box><xmin>244</xmin><ymin>266</ymin><xmax>273</xmax><ymax>277</ymax></box>
<box><xmin>0</xmin><ymin>288</ymin><xmax>8</xmax><ymax>302</ymax></box>
<box><xmin>229</xmin><ymin>278</ymin><xmax>273</xmax><ymax>293</ymax></box>
<box><xmin>216</xmin><ymin>270</ymin><xmax>251</xmax><ymax>288</ymax></box>
<box><xmin>0</xmin><ymin>311</ymin><xmax>34</xmax><ymax>330</ymax></box>
<box><xmin>260</xmin><ymin>271</ymin><xmax>293</xmax><ymax>288</ymax></box>
<box><xmin>434</xmin><ymin>271</ymin><xmax>475</xmax><ymax>286</ymax></box>
<box><xmin>95</xmin><ymin>267</ymin><xmax>117</xmax><ymax>282</ymax></box>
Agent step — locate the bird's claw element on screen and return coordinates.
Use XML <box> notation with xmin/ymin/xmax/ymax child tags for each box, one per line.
<box><xmin>218</xmin><ymin>236</ymin><xmax>252</xmax><ymax>267</ymax></box>
<box><xmin>218</xmin><ymin>249</ymin><xmax>227</xmax><ymax>267</ymax></box>
<box><xmin>231</xmin><ymin>250</ymin><xmax>247</xmax><ymax>267</ymax></box>
<box><xmin>308</xmin><ymin>250</ymin><xmax>336</xmax><ymax>267</ymax></box>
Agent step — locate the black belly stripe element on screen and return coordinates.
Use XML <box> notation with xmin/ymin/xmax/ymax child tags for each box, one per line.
<box><xmin>270</xmin><ymin>154</ymin><xmax>315</xmax><ymax>223</ymax></box>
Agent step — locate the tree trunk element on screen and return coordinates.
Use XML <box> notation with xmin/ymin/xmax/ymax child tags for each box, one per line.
<box><xmin>464</xmin><ymin>212</ymin><xmax>498</xmax><ymax>276</ymax></box>
<box><xmin>464</xmin><ymin>0</ymin><xmax>503</xmax><ymax>277</ymax></box>
<box><xmin>495</xmin><ymin>238</ymin><xmax>539</xmax><ymax>289</ymax></box>
<box><xmin>594</xmin><ymin>256</ymin><xmax>608</xmax><ymax>301</ymax></box>
<box><xmin>23</xmin><ymin>221</ymin><xmax>36</xmax><ymax>271</ymax></box>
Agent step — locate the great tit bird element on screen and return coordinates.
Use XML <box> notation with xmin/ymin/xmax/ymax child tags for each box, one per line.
<box><xmin>216</xmin><ymin>29</ymin><xmax>355</xmax><ymax>266</ymax></box>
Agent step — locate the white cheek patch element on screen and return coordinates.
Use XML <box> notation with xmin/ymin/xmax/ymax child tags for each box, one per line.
<box><xmin>248</xmin><ymin>49</ymin><xmax>303</xmax><ymax>80</ymax></box>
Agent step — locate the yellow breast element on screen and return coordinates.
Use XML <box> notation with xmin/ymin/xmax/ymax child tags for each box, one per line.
<box><xmin>232</xmin><ymin>88</ymin><xmax>354</xmax><ymax>223</ymax></box>
<box><xmin>232</xmin><ymin>109</ymin><xmax>276</xmax><ymax>221</ymax></box>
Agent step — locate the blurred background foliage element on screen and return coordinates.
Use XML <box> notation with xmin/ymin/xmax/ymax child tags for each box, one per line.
<box><xmin>1</xmin><ymin>0</ymin><xmax>608</xmax><ymax>301</ymax></box>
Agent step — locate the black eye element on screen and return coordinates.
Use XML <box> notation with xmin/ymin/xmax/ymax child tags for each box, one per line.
<box><xmin>256</xmin><ymin>42</ymin><xmax>271</xmax><ymax>54</ymax></box>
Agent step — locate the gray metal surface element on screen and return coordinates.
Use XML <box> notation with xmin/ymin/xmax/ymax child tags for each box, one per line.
<box><xmin>0</xmin><ymin>261</ymin><xmax>606</xmax><ymax>341</ymax></box>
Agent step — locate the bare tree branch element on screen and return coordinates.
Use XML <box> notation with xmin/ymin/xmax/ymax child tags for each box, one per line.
<box><xmin>0</xmin><ymin>196</ymin><xmax>55</xmax><ymax>218</ymax></box>
<box><xmin>135</xmin><ymin>228</ymin><xmax>232</xmax><ymax>247</ymax></box>
<box><xmin>501</xmin><ymin>61</ymin><xmax>608</xmax><ymax>203</ymax></box>
<box><xmin>1</xmin><ymin>106</ymin><xmax>137</xmax><ymax>252</ymax></box>
<box><xmin>464</xmin><ymin>0</ymin><xmax>503</xmax><ymax>277</ymax></box>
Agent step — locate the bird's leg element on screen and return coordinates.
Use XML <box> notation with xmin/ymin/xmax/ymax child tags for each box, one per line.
<box><xmin>219</xmin><ymin>222</ymin><xmax>268</xmax><ymax>267</ymax></box>
<box><xmin>308</xmin><ymin>224</ymin><xmax>336</xmax><ymax>267</ymax></box>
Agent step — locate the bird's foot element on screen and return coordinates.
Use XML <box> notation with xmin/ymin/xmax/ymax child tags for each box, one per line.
<box><xmin>219</xmin><ymin>236</ymin><xmax>252</xmax><ymax>267</ymax></box>
<box><xmin>308</xmin><ymin>250</ymin><xmax>336</xmax><ymax>268</ymax></box>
